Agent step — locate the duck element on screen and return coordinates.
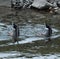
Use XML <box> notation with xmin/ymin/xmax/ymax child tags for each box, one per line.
<box><xmin>46</xmin><ymin>23</ymin><xmax>52</xmax><ymax>37</ymax></box>
<box><xmin>13</xmin><ymin>23</ymin><xmax>19</xmax><ymax>42</ymax></box>
<box><xmin>45</xmin><ymin>23</ymin><xmax>52</xmax><ymax>42</ymax></box>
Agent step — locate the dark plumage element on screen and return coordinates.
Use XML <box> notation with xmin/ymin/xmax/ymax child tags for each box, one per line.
<box><xmin>13</xmin><ymin>23</ymin><xmax>19</xmax><ymax>42</ymax></box>
<box><xmin>45</xmin><ymin>24</ymin><xmax>52</xmax><ymax>42</ymax></box>
<box><xmin>13</xmin><ymin>23</ymin><xmax>17</xmax><ymax>30</ymax></box>
<box><xmin>46</xmin><ymin>24</ymin><xmax>52</xmax><ymax>37</ymax></box>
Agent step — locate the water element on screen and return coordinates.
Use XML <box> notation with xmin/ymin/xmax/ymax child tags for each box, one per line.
<box><xmin>0</xmin><ymin>23</ymin><xmax>60</xmax><ymax>59</ymax></box>
<box><xmin>0</xmin><ymin>23</ymin><xmax>59</xmax><ymax>43</ymax></box>
<box><xmin>0</xmin><ymin>0</ymin><xmax>60</xmax><ymax>58</ymax></box>
<box><xmin>0</xmin><ymin>51</ymin><xmax>60</xmax><ymax>59</ymax></box>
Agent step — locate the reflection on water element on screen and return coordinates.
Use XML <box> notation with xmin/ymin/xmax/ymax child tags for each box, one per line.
<box><xmin>0</xmin><ymin>23</ymin><xmax>60</xmax><ymax>59</ymax></box>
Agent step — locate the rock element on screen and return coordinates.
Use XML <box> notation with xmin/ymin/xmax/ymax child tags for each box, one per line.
<box><xmin>23</xmin><ymin>0</ymin><xmax>33</xmax><ymax>8</ymax></box>
<box><xmin>31</xmin><ymin>0</ymin><xmax>47</xmax><ymax>9</ymax></box>
<box><xmin>31</xmin><ymin>0</ymin><xmax>58</xmax><ymax>11</ymax></box>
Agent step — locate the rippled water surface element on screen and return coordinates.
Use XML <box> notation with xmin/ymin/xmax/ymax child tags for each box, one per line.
<box><xmin>0</xmin><ymin>22</ymin><xmax>60</xmax><ymax>59</ymax></box>
<box><xmin>0</xmin><ymin>0</ymin><xmax>60</xmax><ymax>57</ymax></box>
<box><xmin>0</xmin><ymin>51</ymin><xmax>60</xmax><ymax>59</ymax></box>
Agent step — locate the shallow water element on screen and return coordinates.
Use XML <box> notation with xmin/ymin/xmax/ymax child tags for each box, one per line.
<box><xmin>0</xmin><ymin>0</ymin><xmax>60</xmax><ymax>58</ymax></box>
<box><xmin>0</xmin><ymin>23</ymin><xmax>60</xmax><ymax>59</ymax></box>
<box><xmin>0</xmin><ymin>51</ymin><xmax>60</xmax><ymax>59</ymax></box>
<box><xmin>0</xmin><ymin>23</ymin><xmax>59</xmax><ymax>42</ymax></box>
